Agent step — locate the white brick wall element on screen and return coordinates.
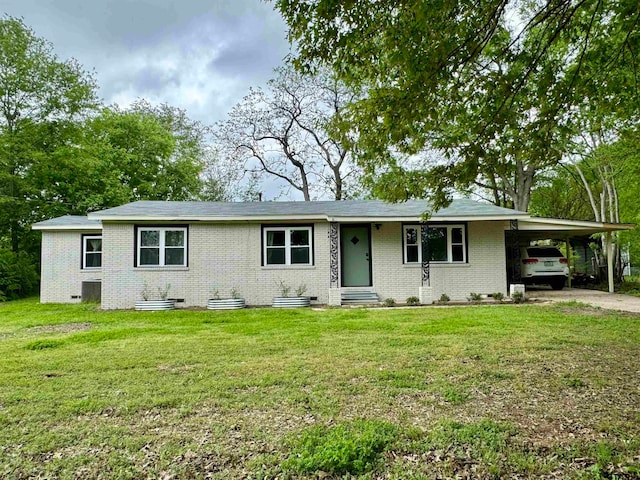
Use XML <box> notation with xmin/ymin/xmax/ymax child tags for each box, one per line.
<box><xmin>40</xmin><ymin>230</ymin><xmax>102</xmax><ymax>303</ymax></box>
<box><xmin>370</xmin><ymin>221</ymin><xmax>508</xmax><ymax>302</ymax></box>
<box><xmin>42</xmin><ymin>220</ymin><xmax>509</xmax><ymax>307</ymax></box>
<box><xmin>101</xmin><ymin>222</ymin><xmax>330</xmax><ymax>309</ymax></box>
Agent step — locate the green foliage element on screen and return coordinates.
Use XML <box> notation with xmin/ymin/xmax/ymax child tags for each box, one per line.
<box><xmin>406</xmin><ymin>296</ymin><xmax>420</xmax><ymax>306</ymax></box>
<box><xmin>0</xmin><ymin>17</ymin><xmax>210</xmax><ymax>299</ymax></box>
<box><xmin>83</xmin><ymin>104</ymin><xmax>205</xmax><ymax>204</ymax></box>
<box><xmin>295</xmin><ymin>283</ymin><xmax>308</xmax><ymax>297</ymax></box>
<box><xmin>563</xmin><ymin>376</ymin><xmax>587</xmax><ymax>389</ymax></box>
<box><xmin>440</xmin><ymin>385</ymin><xmax>471</xmax><ymax>404</ymax></box>
<box><xmin>25</xmin><ymin>339</ymin><xmax>64</xmax><ymax>350</ymax></box>
<box><xmin>275</xmin><ymin>1</ymin><xmax>639</xmax><ymax>211</ymax></box>
<box><xmin>383</xmin><ymin>297</ymin><xmax>396</xmax><ymax>307</ymax></box>
<box><xmin>439</xmin><ymin>293</ymin><xmax>450</xmax><ymax>303</ymax></box>
<box><xmin>0</xmin><ymin>16</ymin><xmax>98</xmax><ymax>255</ymax></box>
<box><xmin>0</xmin><ymin>249</ymin><xmax>38</xmax><ymax>301</ymax></box>
<box><xmin>492</xmin><ymin>292</ymin><xmax>505</xmax><ymax>303</ymax></box>
<box><xmin>468</xmin><ymin>292</ymin><xmax>483</xmax><ymax>302</ymax></box>
<box><xmin>284</xmin><ymin>419</ymin><xmax>398</xmax><ymax>475</ymax></box>
<box><xmin>426</xmin><ymin>419</ymin><xmax>517</xmax><ymax>454</ymax></box>
<box><xmin>511</xmin><ymin>291</ymin><xmax>526</xmax><ymax>304</ymax></box>
<box><xmin>529</xmin><ymin>167</ymin><xmax>593</xmax><ymax>220</ymax></box>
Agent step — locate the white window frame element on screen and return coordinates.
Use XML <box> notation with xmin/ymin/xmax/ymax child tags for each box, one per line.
<box><xmin>82</xmin><ymin>235</ymin><xmax>102</xmax><ymax>269</ymax></box>
<box><xmin>263</xmin><ymin>226</ymin><xmax>313</xmax><ymax>266</ymax></box>
<box><xmin>137</xmin><ymin>227</ymin><xmax>187</xmax><ymax>267</ymax></box>
<box><xmin>403</xmin><ymin>224</ymin><xmax>466</xmax><ymax>264</ymax></box>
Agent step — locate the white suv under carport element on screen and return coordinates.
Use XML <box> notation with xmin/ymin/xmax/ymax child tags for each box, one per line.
<box><xmin>520</xmin><ymin>246</ymin><xmax>569</xmax><ymax>290</ymax></box>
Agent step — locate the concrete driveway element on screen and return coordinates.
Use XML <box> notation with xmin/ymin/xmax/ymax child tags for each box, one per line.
<box><xmin>527</xmin><ymin>287</ymin><xmax>640</xmax><ymax>314</ymax></box>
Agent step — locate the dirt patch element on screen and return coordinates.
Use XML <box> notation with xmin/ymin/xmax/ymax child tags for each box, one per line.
<box><xmin>26</xmin><ymin>322</ymin><xmax>92</xmax><ymax>334</ymax></box>
<box><xmin>553</xmin><ymin>305</ymin><xmax>611</xmax><ymax>316</ymax></box>
<box><xmin>157</xmin><ymin>363</ymin><xmax>202</xmax><ymax>374</ymax></box>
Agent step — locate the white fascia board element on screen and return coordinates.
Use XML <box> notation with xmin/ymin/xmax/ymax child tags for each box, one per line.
<box><xmin>92</xmin><ymin>214</ymin><xmax>530</xmax><ymax>223</ymax></box>
<box><xmin>32</xmin><ymin>225</ymin><xmax>102</xmax><ymax>231</ymax></box>
<box><xmin>329</xmin><ymin>215</ymin><xmax>530</xmax><ymax>223</ymax></box>
<box><xmin>93</xmin><ymin>214</ymin><xmax>327</xmax><ymax>222</ymax></box>
<box><xmin>520</xmin><ymin>218</ymin><xmax>634</xmax><ymax>231</ymax></box>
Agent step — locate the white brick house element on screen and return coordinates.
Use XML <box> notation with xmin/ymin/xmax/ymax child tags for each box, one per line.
<box><xmin>32</xmin><ymin>199</ymin><xmax>630</xmax><ymax>308</ymax></box>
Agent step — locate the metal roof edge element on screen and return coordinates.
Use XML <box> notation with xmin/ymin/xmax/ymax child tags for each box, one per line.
<box><xmin>521</xmin><ymin>217</ymin><xmax>635</xmax><ymax>231</ymax></box>
<box><xmin>32</xmin><ymin>224</ymin><xmax>103</xmax><ymax>231</ymax></box>
<box><xmin>91</xmin><ymin>213</ymin><xmax>530</xmax><ymax>223</ymax></box>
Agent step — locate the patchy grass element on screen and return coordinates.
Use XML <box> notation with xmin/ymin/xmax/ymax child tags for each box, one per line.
<box><xmin>0</xmin><ymin>298</ymin><xmax>639</xmax><ymax>479</ymax></box>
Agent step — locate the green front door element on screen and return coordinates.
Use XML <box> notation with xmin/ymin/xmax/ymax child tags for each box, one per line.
<box><xmin>341</xmin><ymin>225</ymin><xmax>372</xmax><ymax>287</ymax></box>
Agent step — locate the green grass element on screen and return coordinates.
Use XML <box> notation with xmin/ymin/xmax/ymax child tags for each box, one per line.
<box><xmin>1</xmin><ymin>299</ymin><xmax>639</xmax><ymax>479</ymax></box>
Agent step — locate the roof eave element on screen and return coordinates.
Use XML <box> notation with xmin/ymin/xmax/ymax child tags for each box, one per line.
<box><xmin>32</xmin><ymin>225</ymin><xmax>103</xmax><ymax>231</ymax></box>
<box><xmin>519</xmin><ymin>217</ymin><xmax>635</xmax><ymax>232</ymax></box>
<box><xmin>91</xmin><ymin>213</ymin><xmax>529</xmax><ymax>223</ymax></box>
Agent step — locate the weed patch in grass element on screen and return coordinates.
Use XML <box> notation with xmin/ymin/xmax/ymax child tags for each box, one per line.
<box><xmin>563</xmin><ymin>375</ymin><xmax>588</xmax><ymax>389</ymax></box>
<box><xmin>25</xmin><ymin>339</ymin><xmax>64</xmax><ymax>350</ymax></box>
<box><xmin>439</xmin><ymin>384</ymin><xmax>471</xmax><ymax>404</ymax></box>
<box><xmin>283</xmin><ymin>419</ymin><xmax>399</xmax><ymax>475</ymax></box>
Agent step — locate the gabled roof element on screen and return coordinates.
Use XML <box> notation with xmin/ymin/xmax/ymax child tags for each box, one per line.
<box><xmin>87</xmin><ymin>198</ymin><xmax>527</xmax><ymax>222</ymax></box>
<box><xmin>31</xmin><ymin>200</ymin><xmax>634</xmax><ymax>235</ymax></box>
<box><xmin>32</xmin><ymin>215</ymin><xmax>102</xmax><ymax>230</ymax></box>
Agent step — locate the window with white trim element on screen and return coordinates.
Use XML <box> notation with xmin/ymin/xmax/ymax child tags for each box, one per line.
<box><xmin>403</xmin><ymin>225</ymin><xmax>466</xmax><ymax>263</ymax></box>
<box><xmin>263</xmin><ymin>226</ymin><xmax>313</xmax><ymax>266</ymax></box>
<box><xmin>82</xmin><ymin>235</ymin><xmax>102</xmax><ymax>269</ymax></box>
<box><xmin>137</xmin><ymin>227</ymin><xmax>187</xmax><ymax>267</ymax></box>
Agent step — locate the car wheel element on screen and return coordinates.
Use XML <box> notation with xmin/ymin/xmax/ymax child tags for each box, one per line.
<box><xmin>550</xmin><ymin>279</ymin><xmax>566</xmax><ymax>290</ymax></box>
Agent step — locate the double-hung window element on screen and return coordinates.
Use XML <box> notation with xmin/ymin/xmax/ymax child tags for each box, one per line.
<box><xmin>403</xmin><ymin>224</ymin><xmax>466</xmax><ymax>263</ymax></box>
<box><xmin>82</xmin><ymin>235</ymin><xmax>102</xmax><ymax>269</ymax></box>
<box><xmin>137</xmin><ymin>227</ymin><xmax>187</xmax><ymax>267</ymax></box>
<box><xmin>263</xmin><ymin>226</ymin><xmax>313</xmax><ymax>266</ymax></box>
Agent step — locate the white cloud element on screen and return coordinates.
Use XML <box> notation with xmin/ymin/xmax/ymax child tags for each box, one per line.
<box><xmin>3</xmin><ymin>0</ymin><xmax>291</xmax><ymax>122</ymax></box>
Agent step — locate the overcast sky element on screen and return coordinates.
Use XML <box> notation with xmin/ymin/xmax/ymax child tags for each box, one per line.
<box><xmin>2</xmin><ymin>0</ymin><xmax>292</xmax><ymax>124</ymax></box>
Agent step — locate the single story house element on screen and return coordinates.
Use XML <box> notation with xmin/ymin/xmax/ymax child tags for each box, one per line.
<box><xmin>32</xmin><ymin>199</ymin><xmax>632</xmax><ymax>309</ymax></box>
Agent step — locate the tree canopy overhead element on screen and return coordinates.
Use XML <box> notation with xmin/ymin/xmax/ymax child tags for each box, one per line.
<box><xmin>274</xmin><ymin>0</ymin><xmax>640</xmax><ymax>210</ymax></box>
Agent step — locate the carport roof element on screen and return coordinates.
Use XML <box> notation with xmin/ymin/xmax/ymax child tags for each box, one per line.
<box><xmin>517</xmin><ymin>217</ymin><xmax>634</xmax><ymax>239</ymax></box>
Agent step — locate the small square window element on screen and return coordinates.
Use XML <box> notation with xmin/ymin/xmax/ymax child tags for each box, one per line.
<box><xmin>82</xmin><ymin>235</ymin><xmax>102</xmax><ymax>269</ymax></box>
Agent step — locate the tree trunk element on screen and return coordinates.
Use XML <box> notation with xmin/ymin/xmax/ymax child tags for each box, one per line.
<box><xmin>333</xmin><ymin>165</ymin><xmax>343</xmax><ymax>200</ymax></box>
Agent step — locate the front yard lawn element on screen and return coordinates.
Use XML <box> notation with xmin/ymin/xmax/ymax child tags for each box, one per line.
<box><xmin>1</xmin><ymin>299</ymin><xmax>639</xmax><ymax>479</ymax></box>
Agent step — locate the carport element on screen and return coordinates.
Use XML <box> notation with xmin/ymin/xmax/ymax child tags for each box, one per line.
<box><xmin>509</xmin><ymin>217</ymin><xmax>634</xmax><ymax>293</ymax></box>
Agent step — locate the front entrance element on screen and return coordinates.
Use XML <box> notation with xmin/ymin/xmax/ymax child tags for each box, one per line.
<box><xmin>340</xmin><ymin>224</ymin><xmax>372</xmax><ymax>287</ymax></box>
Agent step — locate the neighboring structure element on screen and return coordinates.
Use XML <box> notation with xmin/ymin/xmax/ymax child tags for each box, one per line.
<box><xmin>32</xmin><ymin>199</ymin><xmax>633</xmax><ymax>309</ymax></box>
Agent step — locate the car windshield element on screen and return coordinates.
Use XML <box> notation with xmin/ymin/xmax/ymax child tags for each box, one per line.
<box><xmin>527</xmin><ymin>247</ymin><xmax>563</xmax><ymax>258</ymax></box>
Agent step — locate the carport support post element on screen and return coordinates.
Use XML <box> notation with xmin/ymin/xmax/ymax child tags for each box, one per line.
<box><xmin>606</xmin><ymin>231</ymin><xmax>614</xmax><ymax>293</ymax></box>
<box><xmin>565</xmin><ymin>236</ymin><xmax>572</xmax><ymax>288</ymax></box>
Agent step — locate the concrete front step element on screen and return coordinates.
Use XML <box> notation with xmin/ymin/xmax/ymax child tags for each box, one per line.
<box><xmin>341</xmin><ymin>290</ymin><xmax>380</xmax><ymax>304</ymax></box>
